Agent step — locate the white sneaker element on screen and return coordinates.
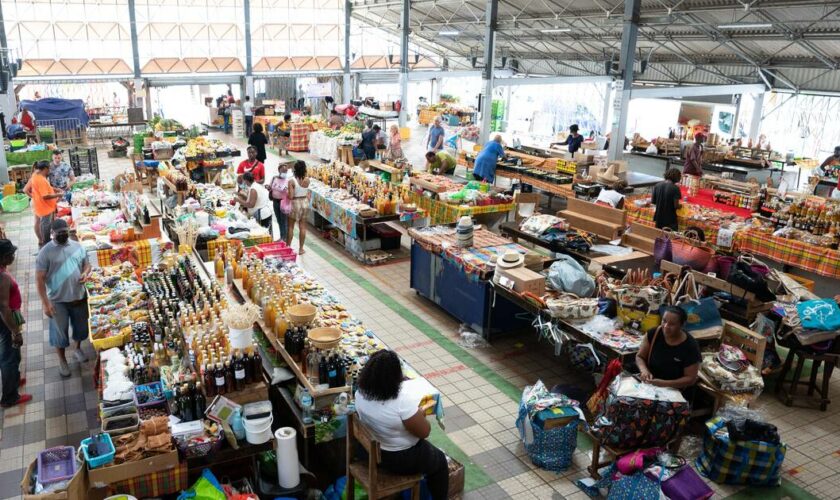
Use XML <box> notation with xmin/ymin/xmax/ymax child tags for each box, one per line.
<box><xmin>58</xmin><ymin>360</ymin><xmax>71</xmax><ymax>377</ymax></box>
<box><xmin>73</xmin><ymin>349</ymin><xmax>88</xmax><ymax>363</ymax></box>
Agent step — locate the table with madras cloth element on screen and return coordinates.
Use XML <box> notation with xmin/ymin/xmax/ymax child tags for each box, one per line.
<box><xmin>207</xmin><ymin>234</ymin><xmax>272</xmax><ymax>260</ymax></box>
<box><xmin>106</xmin><ymin>462</ymin><xmax>189</xmax><ymax>498</ymax></box>
<box><xmin>733</xmin><ymin>228</ymin><xmax>840</xmax><ymax>279</ymax></box>
<box><xmin>89</xmin><ymin>238</ymin><xmax>174</xmax><ymax>268</ymax></box>
<box><xmin>288</xmin><ymin>122</ymin><xmax>313</xmax><ymax>152</ymax></box>
<box><xmin>407</xmin><ymin>190</ymin><xmax>514</xmax><ymax>225</ymax></box>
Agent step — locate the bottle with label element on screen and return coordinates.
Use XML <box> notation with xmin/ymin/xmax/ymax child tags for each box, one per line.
<box><xmin>301</xmin><ymin>389</ymin><xmax>313</xmax><ymax>425</ymax></box>
<box><xmin>214</xmin><ymin>362</ymin><xmax>226</xmax><ymax>395</ymax></box>
<box><xmin>194</xmin><ymin>382</ymin><xmax>207</xmax><ymax>419</ymax></box>
<box><xmin>233</xmin><ymin>350</ymin><xmax>246</xmax><ymax>391</ymax></box>
<box><xmin>306</xmin><ymin>349</ymin><xmax>320</xmax><ymax>386</ymax></box>
<box><xmin>225</xmin><ymin>360</ymin><xmax>235</xmax><ymax>393</ymax></box>
<box><xmin>318</xmin><ymin>351</ymin><xmax>328</xmax><ymax>388</ymax></box>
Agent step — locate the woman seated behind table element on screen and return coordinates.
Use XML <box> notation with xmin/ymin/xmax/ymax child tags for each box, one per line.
<box><xmin>355</xmin><ymin>350</ymin><xmax>449</xmax><ymax>500</ymax></box>
<box><xmin>635</xmin><ymin>306</ymin><xmax>701</xmax><ymax>390</ymax></box>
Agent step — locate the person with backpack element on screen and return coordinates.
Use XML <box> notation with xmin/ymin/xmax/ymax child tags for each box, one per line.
<box><xmin>269</xmin><ymin>162</ymin><xmax>292</xmax><ymax>242</ymax></box>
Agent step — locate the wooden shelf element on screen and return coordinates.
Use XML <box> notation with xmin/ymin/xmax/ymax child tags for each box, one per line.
<box><xmin>367</xmin><ymin>160</ymin><xmax>405</xmax><ymax>177</ymax></box>
<box><xmin>230</xmin><ymin>279</ymin><xmax>350</xmax><ymax>399</ymax></box>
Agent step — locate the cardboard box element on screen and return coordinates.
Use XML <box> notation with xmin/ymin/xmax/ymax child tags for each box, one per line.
<box><xmin>496</xmin><ymin>266</ymin><xmax>546</xmax><ymax>295</ymax></box>
<box><xmin>21</xmin><ymin>459</ymin><xmax>89</xmax><ymax>500</ymax></box>
<box><xmin>88</xmin><ymin>449</ymin><xmax>179</xmax><ymax>488</ymax></box>
<box><xmin>574</xmin><ymin>152</ymin><xmax>594</xmax><ymax>164</ymax></box>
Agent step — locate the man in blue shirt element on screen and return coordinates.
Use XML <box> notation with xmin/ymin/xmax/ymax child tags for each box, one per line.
<box><xmin>473</xmin><ymin>135</ymin><xmax>506</xmax><ymax>183</ymax></box>
<box><xmin>551</xmin><ymin>124</ymin><xmax>584</xmax><ymax>154</ymax></box>
<box><xmin>427</xmin><ymin>117</ymin><xmax>445</xmax><ymax>152</ymax></box>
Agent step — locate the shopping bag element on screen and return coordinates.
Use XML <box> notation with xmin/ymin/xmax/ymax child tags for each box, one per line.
<box><xmin>696</xmin><ymin>417</ymin><xmax>786</xmax><ymax>486</ymax></box>
<box><xmin>653</xmin><ymin>229</ymin><xmax>673</xmax><ymax>267</ymax></box>
<box><xmin>516</xmin><ymin>381</ymin><xmax>580</xmax><ymax>472</ymax></box>
<box><xmin>671</xmin><ymin>232</ymin><xmax>714</xmax><ymax>271</ymax></box>
<box><xmin>796</xmin><ymin>299</ymin><xmax>840</xmax><ymax>331</ymax></box>
<box><xmin>613</xmin><ymin>285</ymin><xmax>669</xmax><ymax>334</ymax></box>
<box><xmin>677</xmin><ymin>297</ymin><xmax>723</xmax><ymax>339</ymax></box>
<box><xmin>660</xmin><ymin>465</ymin><xmax>714</xmax><ymax>500</ymax></box>
<box><xmin>591</xmin><ymin>376</ymin><xmax>690</xmax><ymax>449</ymax></box>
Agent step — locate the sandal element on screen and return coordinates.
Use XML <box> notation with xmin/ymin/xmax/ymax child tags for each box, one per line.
<box><xmin>1</xmin><ymin>393</ymin><xmax>32</xmax><ymax>408</ymax></box>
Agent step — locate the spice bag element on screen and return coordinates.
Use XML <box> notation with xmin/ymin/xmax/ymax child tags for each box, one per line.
<box><xmin>613</xmin><ymin>285</ymin><xmax>669</xmax><ymax>334</ymax></box>
<box><xmin>515</xmin><ymin>382</ymin><xmax>580</xmax><ymax>472</ymax></box>
<box><xmin>696</xmin><ymin>417</ymin><xmax>786</xmax><ymax>486</ymax></box>
<box><xmin>591</xmin><ymin>376</ymin><xmax>690</xmax><ymax>449</ymax></box>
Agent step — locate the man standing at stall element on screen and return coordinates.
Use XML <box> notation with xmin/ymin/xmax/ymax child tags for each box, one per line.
<box><xmin>427</xmin><ymin>117</ymin><xmax>446</xmax><ymax>153</ymax></box>
<box><xmin>683</xmin><ymin>133</ymin><xmax>705</xmax><ymax>177</ymax></box>
<box><xmin>49</xmin><ymin>150</ymin><xmax>76</xmax><ymax>199</ymax></box>
<box><xmin>243</xmin><ymin>95</ymin><xmax>255</xmax><ymax>137</ymax></box>
<box><xmin>37</xmin><ymin>219</ymin><xmax>90</xmax><ymax>378</ymax></box>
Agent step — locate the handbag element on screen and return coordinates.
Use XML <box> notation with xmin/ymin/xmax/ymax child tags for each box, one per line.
<box><xmin>568</xmin><ymin>342</ymin><xmax>604</xmax><ymax>373</ymax></box>
<box><xmin>715</xmin><ymin>255</ymin><xmax>737</xmax><ymax>280</ymax></box>
<box><xmin>727</xmin><ymin>261</ymin><xmax>776</xmax><ymax>302</ymax></box>
<box><xmin>795</xmin><ymin>299</ymin><xmax>840</xmax><ymax>331</ymax></box>
<box><xmin>673</xmin><ymin>273</ymin><xmax>723</xmax><ymax>339</ymax></box>
<box><xmin>613</xmin><ymin>285</ymin><xmax>669</xmax><ymax>334</ymax></box>
<box><xmin>660</xmin><ymin>465</ymin><xmax>714</xmax><ymax>500</ymax></box>
<box><xmin>516</xmin><ymin>382</ymin><xmax>580</xmax><ymax>472</ymax></box>
<box><xmin>545</xmin><ymin>293</ymin><xmax>599</xmax><ymax>320</ymax></box>
<box><xmin>671</xmin><ymin>231</ymin><xmax>714</xmax><ymax>271</ymax></box>
<box><xmin>654</xmin><ymin>228</ymin><xmax>673</xmax><ymax>267</ymax></box>
<box><xmin>616</xmin><ymin>448</ymin><xmax>662</xmax><ymax>475</ymax></box>
<box><xmin>696</xmin><ymin>417</ymin><xmax>786</xmax><ymax>486</ymax></box>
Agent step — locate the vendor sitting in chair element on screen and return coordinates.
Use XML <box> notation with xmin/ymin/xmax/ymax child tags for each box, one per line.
<box><xmin>636</xmin><ymin>306</ymin><xmax>701</xmax><ymax>390</ymax></box>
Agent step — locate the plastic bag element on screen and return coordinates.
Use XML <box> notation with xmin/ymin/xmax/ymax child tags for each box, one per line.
<box><xmin>547</xmin><ymin>255</ymin><xmax>596</xmax><ymax>297</ymax></box>
<box><xmin>177</xmin><ymin>468</ymin><xmax>226</xmax><ymax>500</ymax></box>
<box><xmin>457</xmin><ymin>325</ymin><xmax>489</xmax><ymax>348</ymax></box>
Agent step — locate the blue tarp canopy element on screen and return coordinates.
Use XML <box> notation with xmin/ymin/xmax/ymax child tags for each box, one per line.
<box><xmin>20</xmin><ymin>98</ymin><xmax>89</xmax><ymax>129</ymax></box>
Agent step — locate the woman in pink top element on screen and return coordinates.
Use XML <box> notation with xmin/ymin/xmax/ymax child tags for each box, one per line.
<box><xmin>0</xmin><ymin>239</ymin><xmax>31</xmax><ymax>408</ymax></box>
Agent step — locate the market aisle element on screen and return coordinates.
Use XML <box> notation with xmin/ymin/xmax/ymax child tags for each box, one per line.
<box><xmin>0</xmin><ymin>209</ymin><xmax>101</xmax><ymax>499</ymax></box>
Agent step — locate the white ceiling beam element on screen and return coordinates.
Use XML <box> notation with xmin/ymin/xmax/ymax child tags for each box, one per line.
<box><xmin>492</xmin><ymin>75</ymin><xmax>612</xmax><ymax>87</ymax></box>
<box><xmin>630</xmin><ymin>83</ymin><xmax>765</xmax><ymax>99</ymax></box>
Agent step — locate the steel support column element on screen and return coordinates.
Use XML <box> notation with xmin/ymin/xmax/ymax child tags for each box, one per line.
<box><xmin>243</xmin><ymin>0</ymin><xmax>254</xmax><ymax>101</ymax></box>
<box><xmin>128</xmin><ymin>0</ymin><xmax>141</xmax><ymax>79</ymax></box>
<box><xmin>479</xmin><ymin>0</ymin><xmax>499</xmax><ymax>144</ymax></box>
<box><xmin>749</xmin><ymin>93</ymin><xmax>765</xmax><ymax>143</ymax></box>
<box><xmin>608</xmin><ymin>0</ymin><xmax>640</xmax><ymax>161</ymax></box>
<box><xmin>731</xmin><ymin>94</ymin><xmax>742</xmax><ymax>140</ymax></box>
<box><xmin>398</xmin><ymin>0</ymin><xmax>410</xmax><ymax>127</ymax></box>
<box><xmin>343</xmin><ymin>0</ymin><xmax>352</xmax><ymax>103</ymax></box>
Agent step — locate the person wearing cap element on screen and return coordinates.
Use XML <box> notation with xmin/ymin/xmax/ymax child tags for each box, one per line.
<box><xmin>36</xmin><ymin>219</ymin><xmax>91</xmax><ymax>378</ymax></box>
<box><xmin>683</xmin><ymin>133</ymin><xmax>705</xmax><ymax>177</ymax></box>
<box><xmin>0</xmin><ymin>240</ymin><xmax>31</xmax><ymax>408</ymax></box>
<box><xmin>550</xmin><ymin>124</ymin><xmax>584</xmax><ymax>154</ymax></box>
<box><xmin>25</xmin><ymin>160</ymin><xmax>64</xmax><ymax>247</ymax></box>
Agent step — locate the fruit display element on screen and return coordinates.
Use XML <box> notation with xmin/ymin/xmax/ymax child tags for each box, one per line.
<box><xmin>183</xmin><ymin>137</ymin><xmax>241</xmax><ymax>160</ymax></box>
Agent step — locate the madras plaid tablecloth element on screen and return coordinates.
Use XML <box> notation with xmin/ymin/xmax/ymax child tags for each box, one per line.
<box><xmin>408</xmin><ymin>191</ymin><xmax>514</xmax><ymax>225</ymax></box>
<box><xmin>288</xmin><ymin>122</ymin><xmax>312</xmax><ymax>152</ymax></box>
<box><xmin>108</xmin><ymin>462</ymin><xmax>188</xmax><ymax>497</ymax></box>
<box><xmin>90</xmin><ymin>238</ymin><xmax>174</xmax><ymax>268</ymax></box>
<box><xmin>207</xmin><ymin>235</ymin><xmax>272</xmax><ymax>260</ymax></box>
<box><xmin>625</xmin><ymin>208</ymin><xmax>726</xmax><ymax>246</ymax></box>
<box><xmin>733</xmin><ymin>228</ymin><xmax>840</xmax><ymax>279</ymax></box>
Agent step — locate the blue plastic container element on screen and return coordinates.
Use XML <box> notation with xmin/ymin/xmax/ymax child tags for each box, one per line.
<box><xmin>81</xmin><ymin>434</ymin><xmax>116</xmax><ymax>469</ymax></box>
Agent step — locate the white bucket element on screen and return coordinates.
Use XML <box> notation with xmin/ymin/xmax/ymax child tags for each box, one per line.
<box><xmin>228</xmin><ymin>326</ymin><xmax>253</xmax><ymax>350</ymax></box>
<box><xmin>242</xmin><ymin>401</ymin><xmax>273</xmax><ymax>444</ymax></box>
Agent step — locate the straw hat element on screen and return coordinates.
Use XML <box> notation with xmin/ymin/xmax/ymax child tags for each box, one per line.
<box><xmin>496</xmin><ymin>251</ymin><xmax>524</xmax><ymax>269</ymax></box>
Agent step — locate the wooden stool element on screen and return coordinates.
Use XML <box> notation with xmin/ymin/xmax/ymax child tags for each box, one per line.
<box><xmin>775</xmin><ymin>343</ymin><xmax>840</xmax><ymax>411</ymax></box>
<box><xmin>346</xmin><ymin>414</ymin><xmax>422</xmax><ymax>500</ymax></box>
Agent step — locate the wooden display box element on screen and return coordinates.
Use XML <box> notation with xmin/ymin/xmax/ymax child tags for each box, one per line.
<box><xmin>559</xmin><ymin>197</ymin><xmax>625</xmax><ymax>241</ymax></box>
<box><xmin>621</xmin><ymin>222</ymin><xmax>665</xmax><ymax>255</ymax></box>
<box><xmin>87</xmin><ymin>449</ymin><xmax>179</xmax><ymax>488</ymax></box>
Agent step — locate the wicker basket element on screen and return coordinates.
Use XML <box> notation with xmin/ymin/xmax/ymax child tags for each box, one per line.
<box><xmin>176</xmin><ymin>428</ymin><xmax>225</xmax><ymax>459</ymax></box>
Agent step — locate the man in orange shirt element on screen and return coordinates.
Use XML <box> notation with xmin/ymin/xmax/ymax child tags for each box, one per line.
<box><xmin>29</xmin><ymin>161</ymin><xmax>64</xmax><ymax>246</ymax></box>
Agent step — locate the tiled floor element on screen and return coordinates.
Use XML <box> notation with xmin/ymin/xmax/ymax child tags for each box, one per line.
<box><xmin>0</xmin><ymin>124</ymin><xmax>836</xmax><ymax>499</ymax></box>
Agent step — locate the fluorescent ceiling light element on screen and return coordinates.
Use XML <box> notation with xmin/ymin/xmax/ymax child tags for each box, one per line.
<box><xmin>540</xmin><ymin>28</ymin><xmax>571</xmax><ymax>33</ymax></box>
<box><xmin>438</xmin><ymin>30</ymin><xmax>459</xmax><ymax>36</ymax></box>
<box><xmin>717</xmin><ymin>23</ymin><xmax>772</xmax><ymax>29</ymax></box>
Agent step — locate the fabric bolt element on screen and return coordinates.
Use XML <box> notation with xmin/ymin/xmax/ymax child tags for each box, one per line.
<box><xmin>734</xmin><ymin>228</ymin><xmax>840</xmax><ymax>279</ymax></box>
<box><xmin>48</xmin><ymin>299</ymin><xmax>89</xmax><ymax>348</ymax></box>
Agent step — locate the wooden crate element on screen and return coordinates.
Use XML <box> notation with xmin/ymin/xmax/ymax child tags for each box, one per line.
<box><xmin>559</xmin><ymin>197</ymin><xmax>625</xmax><ymax>240</ymax></box>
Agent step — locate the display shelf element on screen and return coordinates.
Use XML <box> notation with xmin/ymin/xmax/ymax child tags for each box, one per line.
<box><xmin>230</xmin><ymin>279</ymin><xmax>350</xmax><ymax>399</ymax></box>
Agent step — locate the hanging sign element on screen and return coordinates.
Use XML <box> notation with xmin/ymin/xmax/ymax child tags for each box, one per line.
<box><xmin>307</xmin><ymin>83</ymin><xmax>332</xmax><ymax>98</ymax></box>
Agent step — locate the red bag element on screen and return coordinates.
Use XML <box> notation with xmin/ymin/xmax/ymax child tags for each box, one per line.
<box><xmin>671</xmin><ymin>231</ymin><xmax>714</xmax><ymax>271</ymax></box>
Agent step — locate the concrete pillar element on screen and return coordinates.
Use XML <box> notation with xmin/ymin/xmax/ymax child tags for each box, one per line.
<box><xmin>479</xmin><ymin>0</ymin><xmax>499</xmax><ymax>144</ymax></box>
<box><xmin>731</xmin><ymin>94</ymin><xmax>741</xmax><ymax>140</ymax></box>
<box><xmin>601</xmin><ymin>83</ymin><xmax>612</xmax><ymax>135</ymax></box>
<box><xmin>398</xmin><ymin>0</ymin><xmax>410</xmax><ymax>126</ymax></box>
<box><xmin>343</xmin><ymin>0</ymin><xmax>352</xmax><ymax>104</ymax></box>
<box><xmin>0</xmin><ymin>0</ymin><xmax>10</xmax><ymax>183</ymax></box>
<box><xmin>748</xmin><ymin>93</ymin><xmax>764</xmax><ymax>143</ymax></box>
<box><xmin>128</xmin><ymin>0</ymin><xmax>141</xmax><ymax>79</ymax></box>
<box><xmin>608</xmin><ymin>0</ymin><xmax>641</xmax><ymax>161</ymax></box>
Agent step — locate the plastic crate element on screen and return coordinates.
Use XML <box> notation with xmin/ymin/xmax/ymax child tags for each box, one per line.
<box><xmin>81</xmin><ymin>434</ymin><xmax>115</xmax><ymax>469</ymax></box>
<box><xmin>99</xmin><ymin>399</ymin><xmax>137</xmax><ymax>420</ymax></box>
<box><xmin>101</xmin><ymin>413</ymin><xmax>140</xmax><ymax>436</ymax></box>
<box><xmin>37</xmin><ymin>446</ymin><xmax>77</xmax><ymax>484</ymax></box>
<box><xmin>133</xmin><ymin>381</ymin><xmax>165</xmax><ymax>408</ymax></box>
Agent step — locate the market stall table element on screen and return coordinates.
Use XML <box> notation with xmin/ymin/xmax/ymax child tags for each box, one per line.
<box><xmin>733</xmin><ymin>228</ymin><xmax>840</xmax><ymax>279</ymax></box>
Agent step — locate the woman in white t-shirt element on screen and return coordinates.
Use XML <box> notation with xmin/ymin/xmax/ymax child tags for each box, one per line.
<box><xmin>355</xmin><ymin>350</ymin><xmax>449</xmax><ymax>500</ymax></box>
<box><xmin>235</xmin><ymin>172</ymin><xmax>273</xmax><ymax>235</ymax></box>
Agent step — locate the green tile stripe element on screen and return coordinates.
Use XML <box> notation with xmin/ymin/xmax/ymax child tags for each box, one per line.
<box><xmin>308</xmin><ymin>240</ymin><xmax>816</xmax><ymax>499</ymax></box>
